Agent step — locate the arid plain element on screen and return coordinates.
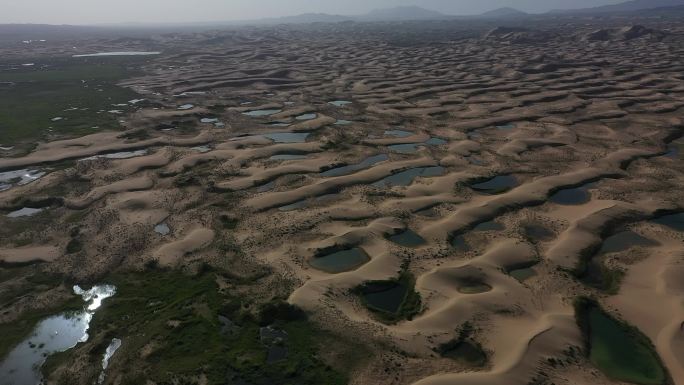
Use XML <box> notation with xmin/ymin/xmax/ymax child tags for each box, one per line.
<box><xmin>0</xmin><ymin>16</ymin><xmax>683</xmax><ymax>385</ymax></box>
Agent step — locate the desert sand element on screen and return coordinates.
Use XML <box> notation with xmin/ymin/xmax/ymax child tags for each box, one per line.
<box><xmin>1</xmin><ymin>15</ymin><xmax>683</xmax><ymax>385</ymax></box>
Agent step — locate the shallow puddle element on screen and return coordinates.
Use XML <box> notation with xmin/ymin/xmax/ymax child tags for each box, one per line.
<box><xmin>372</xmin><ymin>166</ymin><xmax>444</xmax><ymax>188</ymax></box>
<box><xmin>97</xmin><ymin>338</ymin><xmax>122</xmax><ymax>384</ymax></box>
<box><xmin>263</xmin><ymin>132</ymin><xmax>310</xmax><ymax>143</ymax></box>
<box><xmin>329</xmin><ymin>100</ymin><xmax>352</xmax><ymax>107</ymax></box>
<box><xmin>496</xmin><ymin>123</ymin><xmax>516</xmax><ymax>130</ymax></box>
<box><xmin>177</xmin><ymin>104</ymin><xmax>194</xmax><ymax>110</ymax></box>
<box><xmin>7</xmin><ymin>207</ymin><xmax>44</xmax><ymax>218</ymax></box>
<box><xmin>0</xmin><ymin>169</ymin><xmax>47</xmax><ymax>191</ymax></box>
<box><xmin>0</xmin><ymin>285</ymin><xmax>116</xmax><ymax>385</ymax></box>
<box><xmin>384</xmin><ymin>130</ymin><xmax>413</xmax><ymax>138</ymax></box>
<box><xmin>388</xmin><ymin>143</ymin><xmax>420</xmax><ymax>154</ymax></box>
<box><xmin>73</xmin><ymin>51</ymin><xmax>160</xmax><ymax>57</ymax></box>
<box><xmin>470</xmin><ymin>175</ymin><xmax>517</xmax><ymax>195</ymax></box>
<box><xmin>191</xmin><ymin>145</ymin><xmax>212</xmax><ymax>153</ymax></box>
<box><xmin>309</xmin><ymin>248</ymin><xmax>370</xmax><ymax>273</ymax></box>
<box><xmin>334</xmin><ymin>120</ymin><xmax>353</xmax><ymax>125</ymax></box>
<box><xmin>154</xmin><ymin>223</ymin><xmax>171</xmax><ymax>236</ymax></box>
<box><xmin>269</xmin><ymin>154</ymin><xmax>308</xmax><ymax>161</ymax></box>
<box><xmin>320</xmin><ymin>154</ymin><xmax>388</xmax><ymax>177</ymax></box>
<box><xmin>81</xmin><ymin>150</ymin><xmax>148</xmax><ymax>161</ymax></box>
<box><xmin>243</xmin><ymin>109</ymin><xmax>282</xmax><ymax>117</ymax></box>
<box><xmin>295</xmin><ymin>113</ymin><xmax>317</xmax><ymax>121</ymax></box>
<box><xmin>387</xmin><ymin>229</ymin><xmax>426</xmax><ymax>247</ymax></box>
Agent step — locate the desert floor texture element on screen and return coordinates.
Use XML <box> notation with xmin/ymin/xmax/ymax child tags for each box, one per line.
<box><xmin>0</xmin><ymin>17</ymin><xmax>683</xmax><ymax>385</ymax></box>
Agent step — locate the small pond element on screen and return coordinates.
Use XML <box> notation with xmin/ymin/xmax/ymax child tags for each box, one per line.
<box><xmin>263</xmin><ymin>132</ymin><xmax>310</xmax><ymax>143</ymax></box>
<box><xmin>0</xmin><ymin>285</ymin><xmax>116</xmax><ymax>385</ymax></box>
<box><xmin>72</xmin><ymin>51</ymin><xmax>161</xmax><ymax>57</ymax></box>
<box><xmin>470</xmin><ymin>175</ymin><xmax>517</xmax><ymax>195</ymax></box>
<box><xmin>651</xmin><ymin>212</ymin><xmax>684</xmax><ymax>232</ymax></box>
<box><xmin>387</xmin><ymin>229</ymin><xmax>426</xmax><ymax>247</ymax></box>
<box><xmin>320</xmin><ymin>154</ymin><xmax>388</xmax><ymax>178</ymax></box>
<box><xmin>372</xmin><ymin>167</ymin><xmax>444</xmax><ymax>188</ymax></box>
<box><xmin>361</xmin><ymin>282</ymin><xmax>407</xmax><ymax>314</ymax></box>
<box><xmin>309</xmin><ymin>248</ymin><xmax>370</xmax><ymax>274</ymax></box>
<box><xmin>329</xmin><ymin>101</ymin><xmax>352</xmax><ymax>107</ymax></box>
<box><xmin>243</xmin><ymin>109</ymin><xmax>282</xmax><ymax>117</ymax></box>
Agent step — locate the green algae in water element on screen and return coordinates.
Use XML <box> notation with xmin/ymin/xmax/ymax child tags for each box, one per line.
<box><xmin>575</xmin><ymin>299</ymin><xmax>667</xmax><ymax>385</ymax></box>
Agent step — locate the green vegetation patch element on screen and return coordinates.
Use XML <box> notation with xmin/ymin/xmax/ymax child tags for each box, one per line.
<box><xmin>574</xmin><ymin>297</ymin><xmax>668</xmax><ymax>385</ymax></box>
<box><xmin>0</xmin><ymin>57</ymin><xmax>144</xmax><ymax>146</ymax></box>
<box><xmin>69</xmin><ymin>270</ymin><xmax>351</xmax><ymax>385</ymax></box>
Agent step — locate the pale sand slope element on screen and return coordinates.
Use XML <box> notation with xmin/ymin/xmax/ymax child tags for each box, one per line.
<box><xmin>0</xmin><ymin>246</ymin><xmax>61</xmax><ymax>264</ymax></box>
<box><xmin>0</xmin><ymin>131</ymin><xmax>212</xmax><ymax>171</ymax></box>
<box><xmin>66</xmin><ymin>176</ymin><xmax>155</xmax><ymax>210</ymax></box>
<box><xmin>606</xmin><ymin>232</ymin><xmax>684</xmax><ymax>383</ymax></box>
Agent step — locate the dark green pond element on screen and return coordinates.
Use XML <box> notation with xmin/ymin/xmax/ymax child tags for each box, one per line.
<box><xmin>387</xmin><ymin>229</ymin><xmax>426</xmax><ymax>247</ymax></box>
<box><xmin>580</xmin><ymin>303</ymin><xmax>667</xmax><ymax>385</ymax></box>
<box><xmin>470</xmin><ymin>175</ymin><xmax>517</xmax><ymax>195</ymax></box>
<box><xmin>309</xmin><ymin>248</ymin><xmax>370</xmax><ymax>273</ymax></box>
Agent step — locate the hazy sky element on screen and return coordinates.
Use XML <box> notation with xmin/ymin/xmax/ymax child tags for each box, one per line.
<box><xmin>3</xmin><ymin>0</ymin><xmax>626</xmax><ymax>24</ymax></box>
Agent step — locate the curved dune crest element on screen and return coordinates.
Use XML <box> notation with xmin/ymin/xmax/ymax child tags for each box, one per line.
<box><xmin>66</xmin><ymin>176</ymin><xmax>155</xmax><ymax>210</ymax></box>
<box><xmin>152</xmin><ymin>228</ymin><xmax>215</xmax><ymax>266</ymax></box>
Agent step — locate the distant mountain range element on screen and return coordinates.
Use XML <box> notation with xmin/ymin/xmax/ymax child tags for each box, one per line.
<box><xmin>3</xmin><ymin>0</ymin><xmax>684</xmax><ymax>31</ymax></box>
<box><xmin>480</xmin><ymin>7</ymin><xmax>529</xmax><ymax>18</ymax></box>
<box><xmin>241</xmin><ymin>0</ymin><xmax>684</xmax><ymax>25</ymax></box>
<box><xmin>553</xmin><ymin>0</ymin><xmax>684</xmax><ymax>14</ymax></box>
